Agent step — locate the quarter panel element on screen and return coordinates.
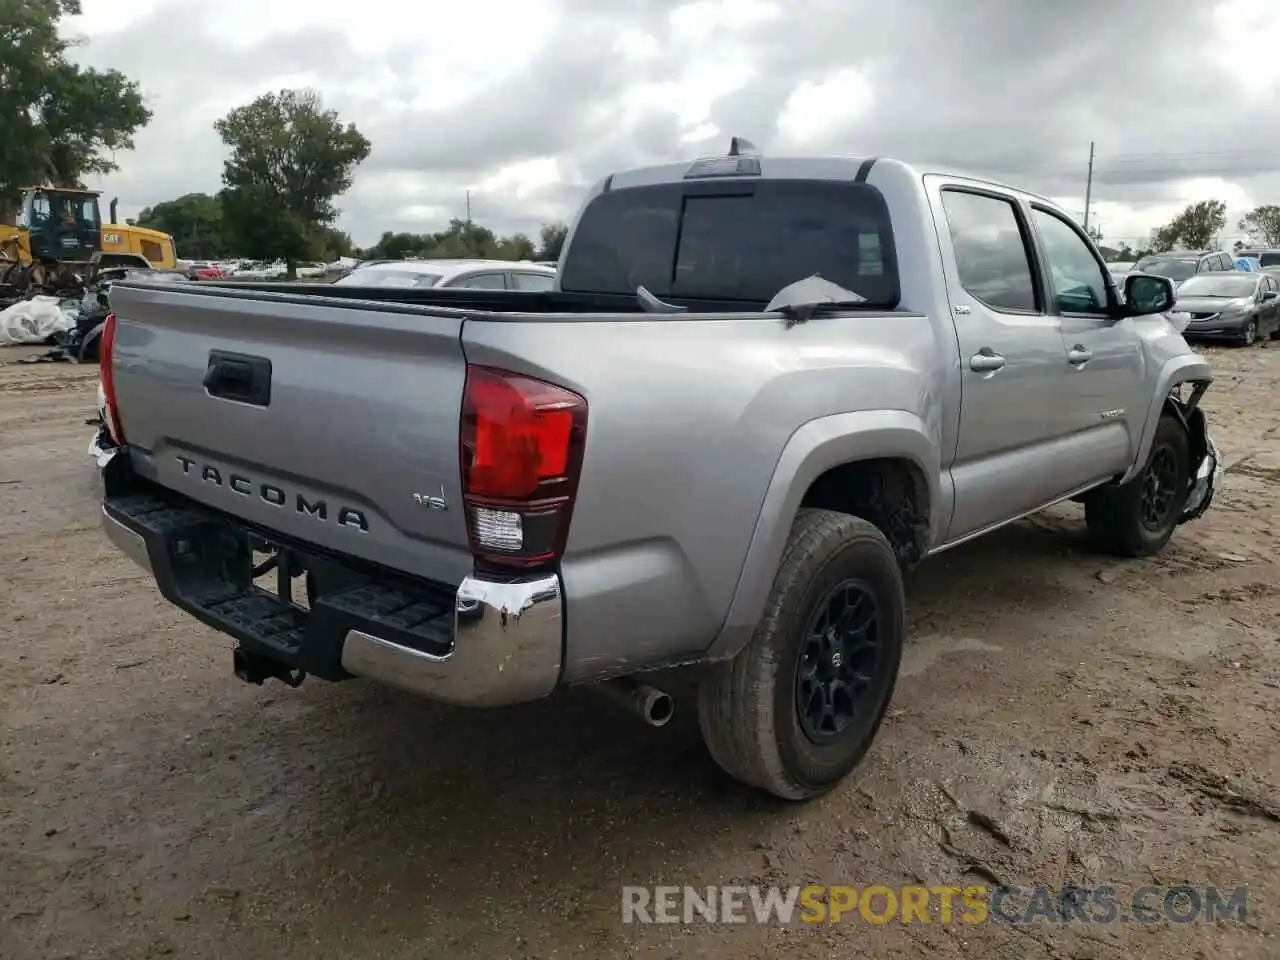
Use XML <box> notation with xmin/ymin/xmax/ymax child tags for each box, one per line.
<box><xmin>460</xmin><ymin>310</ymin><xmax>945</xmax><ymax>678</ymax></box>
<box><xmin>705</xmin><ymin>409</ymin><xmax>943</xmax><ymax>661</ymax></box>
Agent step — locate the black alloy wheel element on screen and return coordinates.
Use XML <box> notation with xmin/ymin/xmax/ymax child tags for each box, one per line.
<box><xmin>796</xmin><ymin>581</ymin><xmax>882</xmax><ymax>745</ymax></box>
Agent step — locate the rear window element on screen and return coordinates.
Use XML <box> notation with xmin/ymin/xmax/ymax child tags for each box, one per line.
<box><xmin>559</xmin><ymin>179</ymin><xmax>900</xmax><ymax>307</ymax></box>
<box><xmin>1259</xmin><ymin>252</ymin><xmax>1280</xmax><ymax>267</ymax></box>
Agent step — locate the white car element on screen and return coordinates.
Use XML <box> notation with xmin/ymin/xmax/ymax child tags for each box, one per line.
<box><xmin>332</xmin><ymin>258</ymin><xmax>557</xmax><ymax>292</ymax></box>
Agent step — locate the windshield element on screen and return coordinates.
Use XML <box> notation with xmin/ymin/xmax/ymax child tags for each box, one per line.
<box><xmin>559</xmin><ymin>179</ymin><xmax>900</xmax><ymax>307</ymax></box>
<box><xmin>335</xmin><ymin>269</ymin><xmax>441</xmax><ymax>288</ymax></box>
<box><xmin>1174</xmin><ymin>275</ymin><xmax>1257</xmax><ymax>298</ymax></box>
<box><xmin>1137</xmin><ymin>258</ymin><xmax>1197</xmax><ymax>281</ymax></box>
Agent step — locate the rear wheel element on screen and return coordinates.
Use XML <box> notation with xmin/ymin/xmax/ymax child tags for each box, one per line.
<box><xmin>697</xmin><ymin>509</ymin><xmax>904</xmax><ymax>800</ymax></box>
<box><xmin>1085</xmin><ymin>413</ymin><xmax>1190</xmax><ymax>557</ymax></box>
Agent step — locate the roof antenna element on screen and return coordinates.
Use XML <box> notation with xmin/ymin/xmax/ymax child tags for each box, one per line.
<box><xmin>728</xmin><ymin>137</ymin><xmax>759</xmax><ymax>157</ymax></box>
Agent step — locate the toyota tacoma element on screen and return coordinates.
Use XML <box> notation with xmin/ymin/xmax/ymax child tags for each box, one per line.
<box><xmin>94</xmin><ymin>143</ymin><xmax>1221</xmax><ymax>800</ymax></box>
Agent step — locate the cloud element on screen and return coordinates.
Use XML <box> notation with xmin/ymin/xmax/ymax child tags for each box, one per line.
<box><xmin>66</xmin><ymin>0</ymin><xmax>1280</xmax><ymax>247</ymax></box>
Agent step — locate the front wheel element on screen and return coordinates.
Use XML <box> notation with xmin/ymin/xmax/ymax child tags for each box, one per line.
<box><xmin>697</xmin><ymin>509</ymin><xmax>904</xmax><ymax>800</ymax></box>
<box><xmin>1239</xmin><ymin>319</ymin><xmax>1258</xmax><ymax>346</ymax></box>
<box><xmin>1085</xmin><ymin>413</ymin><xmax>1190</xmax><ymax>557</ymax></box>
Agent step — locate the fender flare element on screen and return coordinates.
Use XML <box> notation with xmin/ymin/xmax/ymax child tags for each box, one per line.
<box><xmin>1118</xmin><ymin>354</ymin><xmax>1214</xmax><ymax>486</ymax></box>
<box><xmin>705</xmin><ymin>409</ymin><xmax>941</xmax><ymax>661</ymax></box>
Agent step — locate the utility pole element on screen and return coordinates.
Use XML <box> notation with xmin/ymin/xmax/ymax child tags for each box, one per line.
<box><xmin>465</xmin><ymin>190</ymin><xmax>471</xmax><ymax>225</ymax></box>
<box><xmin>1083</xmin><ymin>141</ymin><xmax>1095</xmax><ymax>230</ymax></box>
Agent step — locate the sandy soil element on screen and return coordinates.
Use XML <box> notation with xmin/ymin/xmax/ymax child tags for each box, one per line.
<box><xmin>1</xmin><ymin>340</ymin><xmax>1277</xmax><ymax>960</ymax></box>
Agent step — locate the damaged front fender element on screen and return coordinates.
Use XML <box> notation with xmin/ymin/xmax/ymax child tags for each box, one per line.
<box><xmin>1178</xmin><ymin>402</ymin><xmax>1222</xmax><ymax>525</ymax></box>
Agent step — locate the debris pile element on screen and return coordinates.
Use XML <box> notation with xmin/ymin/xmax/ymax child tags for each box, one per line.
<box><xmin>0</xmin><ymin>267</ymin><xmax>180</xmax><ymax>363</ymax></box>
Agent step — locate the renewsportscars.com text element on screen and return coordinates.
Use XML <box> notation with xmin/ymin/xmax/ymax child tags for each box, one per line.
<box><xmin>621</xmin><ymin>884</ymin><xmax>1248</xmax><ymax>925</ymax></box>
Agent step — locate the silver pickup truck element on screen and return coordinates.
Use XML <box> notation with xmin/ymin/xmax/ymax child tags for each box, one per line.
<box><xmin>95</xmin><ymin>145</ymin><xmax>1221</xmax><ymax>800</ymax></box>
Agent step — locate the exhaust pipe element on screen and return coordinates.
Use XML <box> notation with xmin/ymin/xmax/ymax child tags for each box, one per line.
<box><xmin>109</xmin><ymin>197</ymin><xmax>118</xmax><ymax>224</ymax></box>
<box><xmin>594</xmin><ymin>678</ymin><xmax>675</xmax><ymax>727</ymax></box>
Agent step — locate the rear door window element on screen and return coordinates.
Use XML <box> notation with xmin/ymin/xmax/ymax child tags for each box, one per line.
<box><xmin>449</xmin><ymin>272</ymin><xmax>507</xmax><ymax>289</ymax></box>
<box><xmin>511</xmin><ymin>271</ymin><xmax>555</xmax><ymax>291</ymax></box>
<box><xmin>939</xmin><ymin>190</ymin><xmax>1039</xmax><ymax>313</ymax></box>
<box><xmin>559</xmin><ymin>179</ymin><xmax>899</xmax><ymax>307</ymax></box>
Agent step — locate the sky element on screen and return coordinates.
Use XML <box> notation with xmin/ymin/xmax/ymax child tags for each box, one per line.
<box><xmin>66</xmin><ymin>0</ymin><xmax>1280</xmax><ymax>250</ymax></box>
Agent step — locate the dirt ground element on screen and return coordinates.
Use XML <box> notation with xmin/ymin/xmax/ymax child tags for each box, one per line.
<box><xmin>1</xmin><ymin>341</ymin><xmax>1277</xmax><ymax>960</ymax></box>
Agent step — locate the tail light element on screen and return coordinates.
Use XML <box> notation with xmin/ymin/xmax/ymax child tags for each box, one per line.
<box><xmin>99</xmin><ymin>312</ymin><xmax>125</xmax><ymax>445</ymax></box>
<box><xmin>460</xmin><ymin>365</ymin><xmax>587</xmax><ymax>569</ymax></box>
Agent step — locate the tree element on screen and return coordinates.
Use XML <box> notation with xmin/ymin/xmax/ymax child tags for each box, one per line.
<box><xmin>136</xmin><ymin>192</ymin><xmax>227</xmax><ymax>259</ymax></box>
<box><xmin>1152</xmin><ymin>199</ymin><xmax>1227</xmax><ymax>252</ymax></box>
<box><xmin>537</xmin><ymin>221</ymin><xmax>568</xmax><ymax>261</ymax></box>
<box><xmin>214</xmin><ymin>89</ymin><xmax>370</xmax><ymax>278</ymax></box>
<box><xmin>313</xmin><ymin>225</ymin><xmax>355</xmax><ymax>261</ymax></box>
<box><xmin>0</xmin><ymin>0</ymin><xmax>151</xmax><ymax>217</ymax></box>
<box><xmin>357</xmin><ymin>218</ymin><xmax>558</xmax><ymax>262</ymax></box>
<box><xmin>1238</xmin><ymin>205</ymin><xmax>1280</xmax><ymax>247</ymax></box>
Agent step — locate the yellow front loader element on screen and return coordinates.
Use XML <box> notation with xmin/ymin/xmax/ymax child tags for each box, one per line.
<box><xmin>1</xmin><ymin>187</ymin><xmax>177</xmax><ymax>293</ymax></box>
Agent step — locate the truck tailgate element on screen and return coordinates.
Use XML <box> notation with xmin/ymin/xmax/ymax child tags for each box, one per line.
<box><xmin>107</xmin><ymin>283</ymin><xmax>474</xmax><ymax>587</ymax></box>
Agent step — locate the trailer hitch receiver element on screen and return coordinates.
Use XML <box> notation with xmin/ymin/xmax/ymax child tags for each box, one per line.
<box><xmin>233</xmin><ymin>647</ymin><xmax>306</xmax><ymax>688</ymax></box>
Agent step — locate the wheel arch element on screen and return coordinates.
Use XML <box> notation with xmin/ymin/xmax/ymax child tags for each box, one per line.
<box><xmin>1119</xmin><ymin>354</ymin><xmax>1213</xmax><ymax>487</ymax></box>
<box><xmin>706</xmin><ymin>410</ymin><xmax>942</xmax><ymax>661</ymax></box>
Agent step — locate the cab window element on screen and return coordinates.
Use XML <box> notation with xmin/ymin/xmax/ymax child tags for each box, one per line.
<box><xmin>78</xmin><ymin>199</ymin><xmax>100</xmax><ymax>228</ymax></box>
<box><xmin>1029</xmin><ymin>207</ymin><xmax>1109</xmax><ymax>315</ymax></box>
<box><xmin>561</xmin><ymin>179</ymin><xmax>900</xmax><ymax>307</ymax></box>
<box><xmin>29</xmin><ymin>194</ymin><xmax>52</xmax><ymax>226</ymax></box>
<box><xmin>939</xmin><ymin>189</ymin><xmax>1039</xmax><ymax>313</ymax></box>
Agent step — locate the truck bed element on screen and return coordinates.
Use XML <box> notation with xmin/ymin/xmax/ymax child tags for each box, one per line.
<box><xmin>103</xmin><ymin>277</ymin><xmax>936</xmax><ymax>682</ymax></box>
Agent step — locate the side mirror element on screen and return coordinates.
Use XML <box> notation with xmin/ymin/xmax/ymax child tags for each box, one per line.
<box><xmin>1123</xmin><ymin>273</ymin><xmax>1175</xmax><ymax>315</ymax></box>
<box><xmin>1263</xmin><ymin>290</ymin><xmax>1278</xmax><ymax>301</ymax></box>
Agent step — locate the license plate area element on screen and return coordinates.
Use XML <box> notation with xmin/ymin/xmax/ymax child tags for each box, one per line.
<box><xmin>143</xmin><ymin>499</ymin><xmax>455</xmax><ymax>661</ymax></box>
<box><xmin>251</xmin><ymin>537</ymin><xmax>312</xmax><ymax>612</ymax></box>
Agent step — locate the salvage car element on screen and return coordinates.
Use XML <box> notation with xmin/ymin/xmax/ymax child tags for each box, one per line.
<box><xmin>1235</xmin><ymin>247</ymin><xmax>1280</xmax><ymax>268</ymax></box>
<box><xmin>93</xmin><ymin>144</ymin><xmax>1222</xmax><ymax>800</ymax></box>
<box><xmin>1133</xmin><ymin>249</ymin><xmax>1237</xmax><ymax>286</ymax></box>
<box><xmin>333</xmin><ymin>258</ymin><xmax>557</xmax><ymax>292</ymax></box>
<box><xmin>1173</xmin><ymin>270</ymin><xmax>1280</xmax><ymax>345</ymax></box>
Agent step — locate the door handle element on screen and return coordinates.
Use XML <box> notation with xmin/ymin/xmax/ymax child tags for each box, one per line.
<box><xmin>1068</xmin><ymin>346</ymin><xmax>1093</xmax><ymax>365</ymax></box>
<box><xmin>968</xmin><ymin>349</ymin><xmax>1006</xmax><ymax>372</ymax></box>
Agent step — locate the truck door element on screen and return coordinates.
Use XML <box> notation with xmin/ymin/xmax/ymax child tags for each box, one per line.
<box><xmin>928</xmin><ymin>182</ymin><xmax>1079</xmax><ymax>542</ymax></box>
<box><xmin>1026</xmin><ymin>204</ymin><xmax>1143</xmax><ymax>477</ymax></box>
